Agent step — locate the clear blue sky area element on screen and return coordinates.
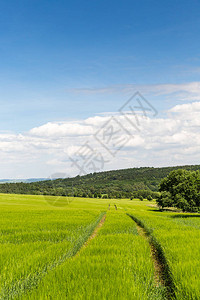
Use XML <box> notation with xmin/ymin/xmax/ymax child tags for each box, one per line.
<box><xmin>0</xmin><ymin>0</ymin><xmax>200</xmax><ymax>131</ymax></box>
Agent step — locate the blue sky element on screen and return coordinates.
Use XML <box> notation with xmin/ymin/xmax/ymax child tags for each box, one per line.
<box><xmin>0</xmin><ymin>0</ymin><xmax>200</xmax><ymax>177</ymax></box>
<box><xmin>0</xmin><ymin>0</ymin><xmax>200</xmax><ymax>131</ymax></box>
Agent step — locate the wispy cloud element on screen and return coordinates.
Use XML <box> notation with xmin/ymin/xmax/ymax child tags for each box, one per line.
<box><xmin>69</xmin><ymin>82</ymin><xmax>200</xmax><ymax>101</ymax></box>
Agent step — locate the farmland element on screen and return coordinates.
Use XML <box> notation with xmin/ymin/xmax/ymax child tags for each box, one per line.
<box><xmin>0</xmin><ymin>194</ymin><xmax>199</xmax><ymax>299</ymax></box>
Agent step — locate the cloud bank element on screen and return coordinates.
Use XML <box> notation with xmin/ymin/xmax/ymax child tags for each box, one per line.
<box><xmin>0</xmin><ymin>101</ymin><xmax>200</xmax><ymax>178</ymax></box>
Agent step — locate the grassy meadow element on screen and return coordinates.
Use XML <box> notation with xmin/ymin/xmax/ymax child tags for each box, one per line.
<box><xmin>0</xmin><ymin>194</ymin><xmax>199</xmax><ymax>299</ymax></box>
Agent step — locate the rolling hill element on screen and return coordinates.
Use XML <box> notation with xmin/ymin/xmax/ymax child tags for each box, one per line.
<box><xmin>0</xmin><ymin>164</ymin><xmax>200</xmax><ymax>199</ymax></box>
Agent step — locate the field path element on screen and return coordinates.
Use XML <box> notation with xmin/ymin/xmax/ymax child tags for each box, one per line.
<box><xmin>128</xmin><ymin>214</ymin><xmax>176</xmax><ymax>300</ymax></box>
<box><xmin>0</xmin><ymin>211</ymin><xmax>106</xmax><ymax>300</ymax></box>
<box><xmin>135</xmin><ymin>223</ymin><xmax>165</xmax><ymax>286</ymax></box>
<box><xmin>75</xmin><ymin>214</ymin><xmax>106</xmax><ymax>256</ymax></box>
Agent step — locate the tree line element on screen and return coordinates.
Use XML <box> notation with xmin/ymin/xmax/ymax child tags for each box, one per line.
<box><xmin>0</xmin><ymin>165</ymin><xmax>199</xmax><ymax>203</ymax></box>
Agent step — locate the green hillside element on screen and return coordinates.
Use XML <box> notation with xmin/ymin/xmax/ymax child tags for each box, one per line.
<box><xmin>0</xmin><ymin>164</ymin><xmax>200</xmax><ymax>199</ymax></box>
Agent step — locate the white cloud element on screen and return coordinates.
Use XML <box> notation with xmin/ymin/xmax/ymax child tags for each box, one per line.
<box><xmin>169</xmin><ymin>101</ymin><xmax>200</xmax><ymax>113</ymax></box>
<box><xmin>0</xmin><ymin>101</ymin><xmax>200</xmax><ymax>178</ymax></box>
<box><xmin>30</xmin><ymin>121</ymin><xmax>94</xmax><ymax>137</ymax></box>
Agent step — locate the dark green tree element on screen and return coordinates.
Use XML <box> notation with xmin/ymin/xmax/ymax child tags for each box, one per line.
<box><xmin>158</xmin><ymin>169</ymin><xmax>200</xmax><ymax>212</ymax></box>
<box><xmin>156</xmin><ymin>191</ymin><xmax>173</xmax><ymax>209</ymax></box>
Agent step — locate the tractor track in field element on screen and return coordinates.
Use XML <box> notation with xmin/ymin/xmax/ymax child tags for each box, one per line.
<box><xmin>135</xmin><ymin>224</ymin><xmax>166</xmax><ymax>286</ymax></box>
<box><xmin>75</xmin><ymin>213</ymin><xmax>106</xmax><ymax>255</ymax></box>
<box><xmin>127</xmin><ymin>214</ymin><xmax>176</xmax><ymax>300</ymax></box>
<box><xmin>0</xmin><ymin>212</ymin><xmax>106</xmax><ymax>300</ymax></box>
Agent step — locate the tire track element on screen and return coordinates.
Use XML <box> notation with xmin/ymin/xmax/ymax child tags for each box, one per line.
<box><xmin>0</xmin><ymin>212</ymin><xmax>106</xmax><ymax>300</ymax></box>
<box><xmin>127</xmin><ymin>214</ymin><xmax>176</xmax><ymax>300</ymax></box>
<box><xmin>75</xmin><ymin>214</ymin><xmax>106</xmax><ymax>256</ymax></box>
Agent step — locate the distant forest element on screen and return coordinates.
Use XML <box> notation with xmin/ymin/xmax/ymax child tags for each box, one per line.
<box><xmin>0</xmin><ymin>165</ymin><xmax>200</xmax><ymax>199</ymax></box>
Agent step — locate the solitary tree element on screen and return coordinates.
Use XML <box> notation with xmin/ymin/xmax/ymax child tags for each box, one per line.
<box><xmin>157</xmin><ymin>169</ymin><xmax>200</xmax><ymax>212</ymax></box>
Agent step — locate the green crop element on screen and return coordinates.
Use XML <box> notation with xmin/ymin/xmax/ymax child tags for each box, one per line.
<box><xmin>0</xmin><ymin>194</ymin><xmax>199</xmax><ymax>299</ymax></box>
<box><xmin>21</xmin><ymin>209</ymin><xmax>164</xmax><ymax>300</ymax></box>
<box><xmin>126</xmin><ymin>201</ymin><xmax>200</xmax><ymax>299</ymax></box>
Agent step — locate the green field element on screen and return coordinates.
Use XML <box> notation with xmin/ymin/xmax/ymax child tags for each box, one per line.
<box><xmin>0</xmin><ymin>194</ymin><xmax>199</xmax><ymax>299</ymax></box>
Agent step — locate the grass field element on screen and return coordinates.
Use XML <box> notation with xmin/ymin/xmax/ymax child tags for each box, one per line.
<box><xmin>0</xmin><ymin>194</ymin><xmax>199</xmax><ymax>299</ymax></box>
